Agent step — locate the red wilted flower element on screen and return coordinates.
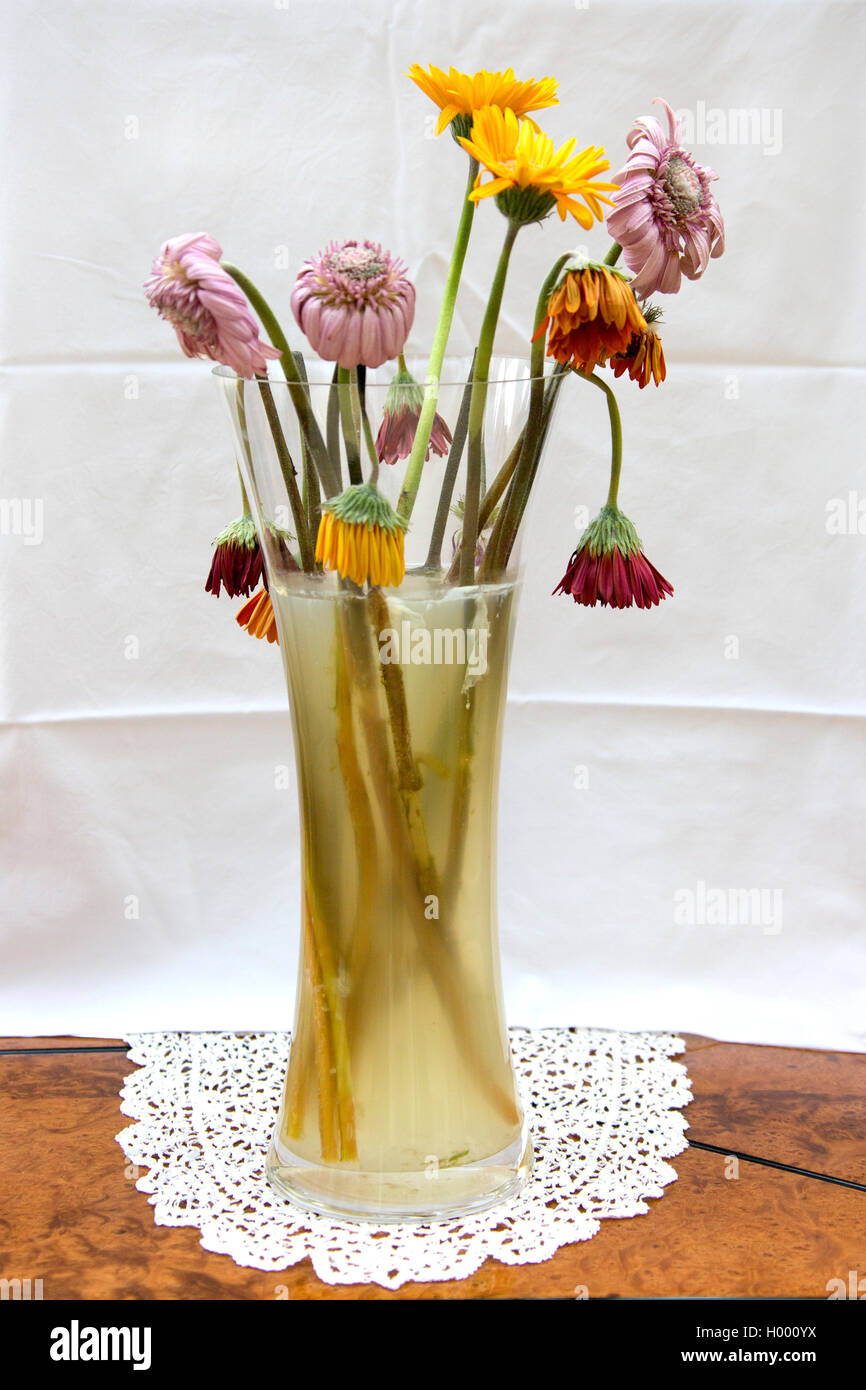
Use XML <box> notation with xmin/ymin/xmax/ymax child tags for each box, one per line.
<box><xmin>375</xmin><ymin>364</ymin><xmax>452</xmax><ymax>465</ymax></box>
<box><xmin>555</xmin><ymin>506</ymin><xmax>673</xmax><ymax>609</ymax></box>
<box><xmin>205</xmin><ymin>516</ymin><xmax>262</xmax><ymax>598</ymax></box>
<box><xmin>236</xmin><ymin>589</ymin><xmax>278</xmax><ymax>644</ymax></box>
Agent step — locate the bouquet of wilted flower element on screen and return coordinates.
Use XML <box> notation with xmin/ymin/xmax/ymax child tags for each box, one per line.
<box><xmin>145</xmin><ymin>67</ymin><xmax>725</xmax><ymax>1221</ymax></box>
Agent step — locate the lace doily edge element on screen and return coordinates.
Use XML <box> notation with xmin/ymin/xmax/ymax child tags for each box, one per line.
<box><xmin>114</xmin><ymin>1029</ymin><xmax>692</xmax><ymax>1284</ymax></box>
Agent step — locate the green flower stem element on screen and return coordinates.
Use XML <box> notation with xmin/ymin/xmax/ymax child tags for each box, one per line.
<box><xmin>221</xmin><ymin>263</ymin><xmax>341</xmax><ymax>497</ymax></box>
<box><xmin>256</xmin><ymin>378</ymin><xmax>315</xmax><ymax>572</ymax></box>
<box><xmin>480</xmin><ymin>251</ymin><xmax>571</xmax><ymax>578</ymax></box>
<box><xmin>325</xmin><ymin>363</ymin><xmax>342</xmax><ymax>490</ymax></box>
<box><xmin>446</xmin><ymin>367</ymin><xmax>566</xmax><ymax>583</ymax></box>
<box><xmin>581</xmin><ymin>370</ymin><xmax>623</xmax><ymax>507</ymax></box>
<box><xmin>293</xmin><ymin>351</ymin><xmax>321</xmax><ymax>546</ymax></box>
<box><xmin>397</xmin><ymin>158</ymin><xmax>479</xmax><ymax>525</ymax></box>
<box><xmin>352</xmin><ymin>368</ymin><xmax>380</xmax><ymax>481</ymax></box>
<box><xmin>459</xmin><ymin>219</ymin><xmax>521</xmax><ymax>585</ymax></box>
<box><xmin>337</xmin><ymin>367</ymin><xmax>362</xmax><ymax>487</ymax></box>
<box><xmin>604</xmin><ymin>241</ymin><xmax>623</xmax><ymax>266</ymax></box>
<box><xmin>236</xmin><ymin>462</ymin><xmax>251</xmax><ymax>518</ymax></box>
<box><xmin>478</xmin><ymin>430</ymin><xmax>524</xmax><ymax>531</ymax></box>
<box><xmin>424</xmin><ymin>351</ymin><xmax>476</xmax><ymax>571</ymax></box>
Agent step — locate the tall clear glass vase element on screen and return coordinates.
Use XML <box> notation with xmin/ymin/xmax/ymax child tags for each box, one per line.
<box><xmin>217</xmin><ymin>358</ymin><xmax>561</xmax><ymax>1221</ymax></box>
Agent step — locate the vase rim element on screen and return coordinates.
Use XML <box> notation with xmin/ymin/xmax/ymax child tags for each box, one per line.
<box><xmin>269</xmin><ymin>569</ymin><xmax>520</xmax><ymax>602</ymax></box>
<box><xmin>212</xmin><ymin>354</ymin><xmax>556</xmax><ymax>388</ymax></box>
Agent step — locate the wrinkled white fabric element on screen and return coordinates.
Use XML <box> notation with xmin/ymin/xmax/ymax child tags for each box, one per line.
<box><xmin>1</xmin><ymin>2</ymin><xmax>865</xmax><ymax>1048</ymax></box>
<box><xmin>116</xmin><ymin>1028</ymin><xmax>691</xmax><ymax>1288</ymax></box>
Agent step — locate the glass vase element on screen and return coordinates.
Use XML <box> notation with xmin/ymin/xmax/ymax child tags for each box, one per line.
<box><xmin>217</xmin><ymin>358</ymin><xmax>561</xmax><ymax>1221</ymax></box>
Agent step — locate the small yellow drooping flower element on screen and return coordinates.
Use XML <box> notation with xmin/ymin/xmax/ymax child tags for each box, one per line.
<box><xmin>458</xmin><ymin>106</ymin><xmax>618</xmax><ymax>228</ymax></box>
<box><xmin>316</xmin><ymin>483</ymin><xmax>406</xmax><ymax>589</ymax></box>
<box><xmin>406</xmin><ymin>63</ymin><xmax>558</xmax><ymax>138</ymax></box>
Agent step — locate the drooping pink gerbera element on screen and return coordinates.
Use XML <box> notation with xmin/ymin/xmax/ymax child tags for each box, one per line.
<box><xmin>554</xmin><ymin>506</ymin><xmax>673</xmax><ymax>610</ymax></box>
<box><xmin>607</xmin><ymin>99</ymin><xmax>725</xmax><ymax>297</ymax></box>
<box><xmin>375</xmin><ymin>363</ymin><xmax>452</xmax><ymax>465</ymax></box>
<box><xmin>145</xmin><ymin>233</ymin><xmax>280</xmax><ymax>378</ymax></box>
<box><xmin>290</xmin><ymin>240</ymin><xmax>415</xmax><ymax>370</ymax></box>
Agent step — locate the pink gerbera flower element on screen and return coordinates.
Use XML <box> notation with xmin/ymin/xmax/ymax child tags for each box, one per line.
<box><xmin>290</xmin><ymin>240</ymin><xmax>415</xmax><ymax>369</ymax></box>
<box><xmin>145</xmin><ymin>233</ymin><xmax>280</xmax><ymax>378</ymax></box>
<box><xmin>554</xmin><ymin>506</ymin><xmax>673</xmax><ymax>610</ymax></box>
<box><xmin>607</xmin><ymin>99</ymin><xmax>725</xmax><ymax>297</ymax></box>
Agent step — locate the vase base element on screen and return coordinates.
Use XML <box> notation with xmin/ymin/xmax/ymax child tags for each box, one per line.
<box><xmin>266</xmin><ymin>1126</ymin><xmax>532</xmax><ymax>1224</ymax></box>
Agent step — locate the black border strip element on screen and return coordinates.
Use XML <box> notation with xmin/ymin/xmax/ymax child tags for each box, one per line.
<box><xmin>688</xmin><ymin>1138</ymin><xmax>866</xmax><ymax>1192</ymax></box>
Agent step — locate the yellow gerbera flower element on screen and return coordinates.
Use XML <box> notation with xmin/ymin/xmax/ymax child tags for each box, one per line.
<box><xmin>458</xmin><ymin>106</ymin><xmax>618</xmax><ymax>228</ymax></box>
<box><xmin>316</xmin><ymin>483</ymin><xmax>406</xmax><ymax>589</ymax></box>
<box><xmin>407</xmin><ymin>63</ymin><xmax>558</xmax><ymax>137</ymax></box>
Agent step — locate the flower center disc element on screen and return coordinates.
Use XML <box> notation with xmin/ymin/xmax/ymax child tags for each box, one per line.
<box><xmin>329</xmin><ymin>246</ymin><xmax>385</xmax><ymax>281</ymax></box>
<box><xmin>664</xmin><ymin>155</ymin><xmax>702</xmax><ymax>214</ymax></box>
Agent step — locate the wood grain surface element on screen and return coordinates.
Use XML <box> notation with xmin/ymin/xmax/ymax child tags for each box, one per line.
<box><xmin>0</xmin><ymin>1032</ymin><xmax>863</xmax><ymax>1300</ymax></box>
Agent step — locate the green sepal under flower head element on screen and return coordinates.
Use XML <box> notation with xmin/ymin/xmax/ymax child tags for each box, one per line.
<box><xmin>383</xmin><ymin>363</ymin><xmax>425</xmax><ymax>416</ymax></box>
<box><xmin>641</xmin><ymin>301</ymin><xmax>664</xmax><ymax>325</ymax></box>
<box><xmin>450</xmin><ymin>113</ymin><xmax>474</xmax><ymax>143</ymax></box>
<box><xmin>265</xmin><ymin>519</ymin><xmax>295</xmax><ymax>546</ymax></box>
<box><xmin>556</xmin><ymin>249</ymin><xmax>634</xmax><ymax>291</ymax></box>
<box><xmin>577</xmin><ymin>505</ymin><xmax>643</xmax><ymax>558</ymax></box>
<box><xmin>321</xmin><ymin>481</ymin><xmax>407</xmax><ymax>535</ymax></box>
<box><xmin>495</xmin><ymin>185</ymin><xmax>557</xmax><ymax>226</ymax></box>
<box><xmin>213</xmin><ymin>514</ymin><xmax>259</xmax><ymax>551</ymax></box>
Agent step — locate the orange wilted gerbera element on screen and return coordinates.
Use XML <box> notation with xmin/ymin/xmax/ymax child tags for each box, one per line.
<box><xmin>406</xmin><ymin>63</ymin><xmax>558</xmax><ymax>137</ymax></box>
<box><xmin>537</xmin><ymin>263</ymin><xmax>647</xmax><ymax>375</ymax></box>
<box><xmin>610</xmin><ymin>326</ymin><xmax>667</xmax><ymax>389</ymax></box>
<box><xmin>236</xmin><ymin>589</ymin><xmax>278</xmax><ymax>644</ymax></box>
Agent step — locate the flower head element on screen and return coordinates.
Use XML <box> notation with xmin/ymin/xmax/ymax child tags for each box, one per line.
<box><xmin>145</xmin><ymin>233</ymin><xmax>280</xmax><ymax>378</ymax></box>
<box><xmin>205</xmin><ymin>515</ymin><xmax>262</xmax><ymax>598</ymax></box>
<box><xmin>407</xmin><ymin>63</ymin><xmax>558</xmax><ymax>138</ymax></box>
<box><xmin>291</xmin><ymin>240</ymin><xmax>415</xmax><ymax>370</ymax></box>
<box><xmin>459</xmin><ymin>107</ymin><xmax>617</xmax><ymax>227</ymax></box>
<box><xmin>315</xmin><ymin>482</ymin><xmax>406</xmax><ymax>588</ymax></box>
<box><xmin>607</xmin><ymin>98</ymin><xmax>725</xmax><ymax>297</ymax></box>
<box><xmin>236</xmin><ymin>588</ymin><xmax>278</xmax><ymax>643</ymax></box>
<box><xmin>609</xmin><ymin>325</ymin><xmax>666</xmax><ymax>389</ymax></box>
<box><xmin>537</xmin><ymin>263</ymin><xmax>647</xmax><ymax>375</ymax></box>
<box><xmin>554</xmin><ymin>506</ymin><xmax>673</xmax><ymax>609</ymax></box>
<box><xmin>375</xmin><ymin>364</ymin><xmax>453</xmax><ymax>466</ymax></box>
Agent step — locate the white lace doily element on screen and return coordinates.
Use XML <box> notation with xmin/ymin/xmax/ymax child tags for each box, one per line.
<box><xmin>116</xmin><ymin>1028</ymin><xmax>691</xmax><ymax>1289</ymax></box>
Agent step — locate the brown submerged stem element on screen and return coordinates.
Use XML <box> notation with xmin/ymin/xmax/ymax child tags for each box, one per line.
<box><xmin>338</xmin><ymin>597</ymin><xmax>519</xmax><ymax>1130</ymax></box>
<box><xmin>302</xmin><ymin>887</ymin><xmax>340</xmax><ymax>1163</ymax></box>
<box><xmin>334</xmin><ymin>631</ymin><xmax>378</xmax><ymax>1002</ymax></box>
<box><xmin>302</xmin><ymin>862</ymin><xmax>358</xmax><ymax>1162</ymax></box>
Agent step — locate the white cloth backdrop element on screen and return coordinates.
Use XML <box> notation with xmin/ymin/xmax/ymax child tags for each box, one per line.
<box><xmin>1</xmin><ymin>0</ymin><xmax>864</xmax><ymax>1047</ymax></box>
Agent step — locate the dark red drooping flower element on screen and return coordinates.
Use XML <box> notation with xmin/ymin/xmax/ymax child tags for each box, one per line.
<box><xmin>205</xmin><ymin>516</ymin><xmax>263</xmax><ymax>598</ymax></box>
<box><xmin>375</xmin><ymin>363</ymin><xmax>452</xmax><ymax>466</ymax></box>
<box><xmin>554</xmin><ymin>506</ymin><xmax>673</xmax><ymax>610</ymax></box>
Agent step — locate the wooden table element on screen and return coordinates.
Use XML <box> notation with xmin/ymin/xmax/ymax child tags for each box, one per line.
<box><xmin>1</xmin><ymin>1033</ymin><xmax>863</xmax><ymax>1300</ymax></box>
